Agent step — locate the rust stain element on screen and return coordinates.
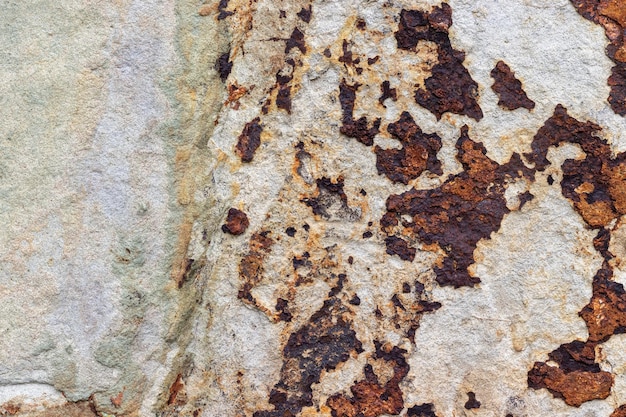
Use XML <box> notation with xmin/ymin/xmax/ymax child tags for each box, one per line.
<box><xmin>570</xmin><ymin>0</ymin><xmax>626</xmax><ymax>115</ymax></box>
<box><xmin>167</xmin><ymin>374</ymin><xmax>185</xmax><ymax>406</ymax></box>
<box><xmin>528</xmin><ymin>362</ymin><xmax>613</xmax><ymax>406</ymax></box>
<box><xmin>339</xmin><ymin>80</ymin><xmax>381</xmax><ymax>146</ymax></box>
<box><xmin>464</xmin><ymin>392</ymin><xmax>481</xmax><ymax>410</ymax></box>
<box><xmin>217</xmin><ymin>0</ymin><xmax>234</xmax><ymax>20</ymax></box>
<box><xmin>490</xmin><ymin>61</ymin><xmax>535</xmax><ymax>111</ymax></box>
<box><xmin>238</xmin><ymin>231</ymin><xmax>274</xmax><ymax>310</ymax></box>
<box><xmin>407</xmin><ymin>403</ymin><xmax>439</xmax><ymax>416</ymax></box>
<box><xmin>110</xmin><ymin>390</ymin><xmax>124</xmax><ymax>408</ymax></box>
<box><xmin>327</xmin><ymin>343</ymin><xmax>408</xmax><ymax>417</ymax></box>
<box><xmin>254</xmin><ymin>285</ymin><xmax>362</xmax><ymax>417</ymax></box>
<box><xmin>236</xmin><ymin>117</ymin><xmax>263</xmax><ymax>163</ymax></box>
<box><xmin>396</xmin><ymin>4</ymin><xmax>483</xmax><ymax>120</ymax></box>
<box><xmin>381</xmin><ymin>126</ymin><xmax>533</xmax><ymax>287</ymax></box>
<box><xmin>222</xmin><ymin>208</ymin><xmax>250</xmax><ymax>235</ymax></box>
<box><xmin>378</xmin><ymin>81</ymin><xmax>397</xmax><ymax>107</ymax></box>
<box><xmin>375</xmin><ymin>111</ymin><xmax>442</xmax><ymax>185</ymax></box>
<box><xmin>216</xmin><ymin>50</ymin><xmax>233</xmax><ymax>82</ymax></box>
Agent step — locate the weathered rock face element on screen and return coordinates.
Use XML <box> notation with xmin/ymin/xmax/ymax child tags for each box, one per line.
<box><xmin>3</xmin><ymin>0</ymin><xmax>626</xmax><ymax>416</ymax></box>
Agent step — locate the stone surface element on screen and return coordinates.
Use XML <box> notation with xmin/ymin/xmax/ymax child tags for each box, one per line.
<box><xmin>2</xmin><ymin>0</ymin><xmax>626</xmax><ymax>416</ymax></box>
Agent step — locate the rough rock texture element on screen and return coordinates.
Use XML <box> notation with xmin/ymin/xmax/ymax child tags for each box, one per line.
<box><xmin>3</xmin><ymin>0</ymin><xmax>626</xmax><ymax>416</ymax></box>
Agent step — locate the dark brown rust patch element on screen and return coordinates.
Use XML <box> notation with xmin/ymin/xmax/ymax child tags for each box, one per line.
<box><xmin>490</xmin><ymin>61</ymin><xmax>535</xmax><ymax>111</ymax></box>
<box><xmin>570</xmin><ymin>0</ymin><xmax>626</xmax><ymax>115</ymax></box>
<box><xmin>238</xmin><ymin>232</ymin><xmax>274</xmax><ymax>306</ymax></box>
<box><xmin>302</xmin><ymin>177</ymin><xmax>360</xmax><ymax>221</ymax></box>
<box><xmin>464</xmin><ymin>392</ymin><xmax>480</xmax><ymax>410</ymax></box>
<box><xmin>339</xmin><ymin>40</ymin><xmax>361</xmax><ymax>68</ymax></box>
<box><xmin>528</xmin><ymin>105</ymin><xmax>626</xmax><ymax>228</ymax></box>
<box><xmin>381</xmin><ymin>126</ymin><xmax>533</xmax><ymax>287</ymax></box>
<box><xmin>375</xmin><ymin>111</ymin><xmax>442</xmax><ymax>184</ymax></box>
<box><xmin>580</xmin><ymin>263</ymin><xmax>626</xmax><ymax>343</ymax></box>
<box><xmin>222</xmin><ymin>208</ymin><xmax>250</xmax><ymax>235</ymax></box>
<box><xmin>526</xmin><ymin>104</ymin><xmax>602</xmax><ymax>171</ymax></box>
<box><xmin>378</xmin><ymin>81</ymin><xmax>397</xmax><ymax>107</ymax></box>
<box><xmin>216</xmin><ymin>51</ymin><xmax>233</xmax><ymax>82</ymax></box>
<box><xmin>254</xmin><ymin>292</ymin><xmax>362</xmax><ymax>417</ymax></box>
<box><xmin>327</xmin><ymin>343</ymin><xmax>409</xmax><ymax>417</ymax></box>
<box><xmin>285</xmin><ymin>27</ymin><xmax>306</xmax><ymax>54</ymax></box>
<box><xmin>339</xmin><ymin>80</ymin><xmax>381</xmax><ymax>146</ymax></box>
<box><xmin>384</xmin><ymin>236</ymin><xmax>416</xmax><ymax>262</ymax></box>
<box><xmin>217</xmin><ymin>0</ymin><xmax>234</xmax><ymax>20</ymax></box>
<box><xmin>407</xmin><ymin>403</ymin><xmax>439</xmax><ymax>417</ymax></box>
<box><xmin>236</xmin><ymin>117</ymin><xmax>263</xmax><ymax>163</ymax></box>
<box><xmin>275</xmin><ymin>298</ymin><xmax>293</xmax><ymax>322</ymax></box>
<box><xmin>297</xmin><ymin>5</ymin><xmax>312</xmax><ymax>23</ymax></box>
<box><xmin>529</xmin><ymin>262</ymin><xmax>624</xmax><ymax>406</ymax></box>
<box><xmin>275</xmin><ymin>59</ymin><xmax>296</xmax><ymax>113</ymax></box>
<box><xmin>395</xmin><ymin>4</ymin><xmax>483</xmax><ymax>120</ymax></box>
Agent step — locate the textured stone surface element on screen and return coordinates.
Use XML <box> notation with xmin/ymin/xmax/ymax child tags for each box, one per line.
<box><xmin>3</xmin><ymin>0</ymin><xmax>626</xmax><ymax>416</ymax></box>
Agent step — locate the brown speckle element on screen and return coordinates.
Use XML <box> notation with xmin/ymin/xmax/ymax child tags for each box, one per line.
<box><xmin>222</xmin><ymin>208</ymin><xmax>250</xmax><ymax>235</ymax></box>
<box><xmin>490</xmin><ymin>61</ymin><xmax>535</xmax><ymax>111</ymax></box>
<box><xmin>302</xmin><ymin>177</ymin><xmax>361</xmax><ymax>221</ymax></box>
<box><xmin>167</xmin><ymin>374</ymin><xmax>185</xmax><ymax>406</ymax></box>
<box><xmin>236</xmin><ymin>117</ymin><xmax>263</xmax><ymax>163</ymax></box>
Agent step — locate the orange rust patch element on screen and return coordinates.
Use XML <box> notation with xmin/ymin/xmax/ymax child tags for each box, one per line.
<box><xmin>238</xmin><ymin>231</ymin><xmax>274</xmax><ymax>309</ymax></box>
<box><xmin>375</xmin><ymin>111</ymin><xmax>442</xmax><ymax>185</ymax></box>
<box><xmin>168</xmin><ymin>374</ymin><xmax>185</xmax><ymax>406</ymax></box>
<box><xmin>327</xmin><ymin>343</ymin><xmax>408</xmax><ymax>417</ymax></box>
<box><xmin>110</xmin><ymin>391</ymin><xmax>124</xmax><ymax>408</ymax></box>
<box><xmin>381</xmin><ymin>126</ymin><xmax>533</xmax><ymax>287</ymax></box>
<box><xmin>570</xmin><ymin>0</ymin><xmax>626</xmax><ymax>114</ymax></box>
<box><xmin>612</xmin><ymin>404</ymin><xmax>626</xmax><ymax>417</ymax></box>
<box><xmin>528</xmin><ymin>362</ymin><xmax>613</xmax><ymax>407</ymax></box>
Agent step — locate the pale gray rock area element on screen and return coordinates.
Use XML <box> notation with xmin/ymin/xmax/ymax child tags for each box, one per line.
<box><xmin>1</xmin><ymin>0</ymin><xmax>626</xmax><ymax>416</ymax></box>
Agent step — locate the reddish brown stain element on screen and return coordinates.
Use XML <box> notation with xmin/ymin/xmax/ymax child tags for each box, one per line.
<box><xmin>395</xmin><ymin>4</ymin><xmax>483</xmax><ymax>120</ymax></box>
<box><xmin>464</xmin><ymin>392</ymin><xmax>481</xmax><ymax>410</ymax></box>
<box><xmin>235</xmin><ymin>117</ymin><xmax>263</xmax><ymax>163</ymax></box>
<box><xmin>339</xmin><ymin>80</ymin><xmax>381</xmax><ymax>146</ymax></box>
<box><xmin>490</xmin><ymin>61</ymin><xmax>535</xmax><ymax>111</ymax></box>
<box><xmin>580</xmin><ymin>264</ymin><xmax>626</xmax><ymax>343</ymax></box>
<box><xmin>381</xmin><ymin>126</ymin><xmax>533</xmax><ymax>287</ymax></box>
<box><xmin>528</xmin><ymin>362</ymin><xmax>613</xmax><ymax>407</ymax></box>
<box><xmin>167</xmin><ymin>374</ymin><xmax>185</xmax><ymax>406</ymax></box>
<box><xmin>327</xmin><ymin>343</ymin><xmax>408</xmax><ymax>417</ymax></box>
<box><xmin>238</xmin><ymin>232</ymin><xmax>274</xmax><ymax>306</ymax></box>
<box><xmin>222</xmin><ymin>208</ymin><xmax>250</xmax><ymax>235</ymax></box>
<box><xmin>570</xmin><ymin>0</ymin><xmax>626</xmax><ymax>115</ymax></box>
<box><xmin>254</xmin><ymin>289</ymin><xmax>362</xmax><ymax>417</ymax></box>
<box><xmin>375</xmin><ymin>111</ymin><xmax>442</xmax><ymax>184</ymax></box>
